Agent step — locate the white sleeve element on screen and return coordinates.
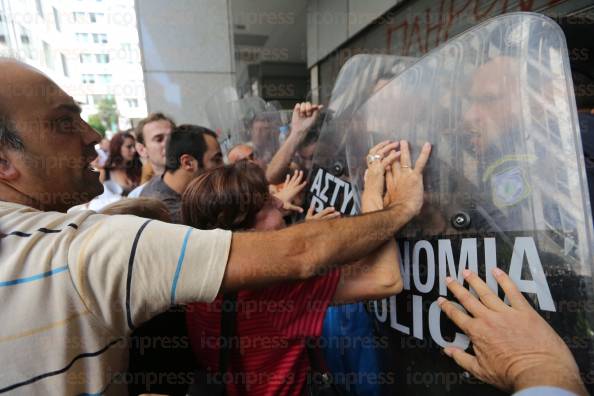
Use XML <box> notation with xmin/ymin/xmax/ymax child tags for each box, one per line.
<box><xmin>513</xmin><ymin>387</ymin><xmax>578</xmax><ymax>396</ymax></box>
<box><xmin>67</xmin><ymin>213</ymin><xmax>231</xmax><ymax>334</ymax></box>
<box><xmin>127</xmin><ymin>183</ymin><xmax>145</xmax><ymax>198</ymax></box>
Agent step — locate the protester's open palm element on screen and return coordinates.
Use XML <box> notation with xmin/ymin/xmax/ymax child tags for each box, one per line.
<box><xmin>383</xmin><ymin>140</ymin><xmax>431</xmax><ymax>216</ymax></box>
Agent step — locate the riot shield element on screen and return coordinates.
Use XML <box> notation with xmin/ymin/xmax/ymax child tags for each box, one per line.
<box><xmin>341</xmin><ymin>13</ymin><xmax>594</xmax><ymax>395</ymax></box>
<box><xmin>307</xmin><ymin>54</ymin><xmax>415</xmax><ymax>215</ymax></box>
<box><xmin>221</xmin><ymin>97</ymin><xmax>286</xmax><ymax>167</ymax></box>
<box><xmin>204</xmin><ymin>87</ymin><xmax>239</xmax><ymax>155</ymax></box>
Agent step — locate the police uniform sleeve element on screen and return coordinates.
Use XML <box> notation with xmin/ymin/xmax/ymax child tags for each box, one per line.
<box><xmin>67</xmin><ymin>213</ymin><xmax>231</xmax><ymax>335</ymax></box>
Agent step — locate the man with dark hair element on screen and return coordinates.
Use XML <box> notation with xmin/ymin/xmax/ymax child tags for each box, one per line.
<box><xmin>140</xmin><ymin>124</ymin><xmax>223</xmax><ymax>223</ymax></box>
<box><xmin>128</xmin><ymin>112</ymin><xmax>175</xmax><ymax>197</ymax></box>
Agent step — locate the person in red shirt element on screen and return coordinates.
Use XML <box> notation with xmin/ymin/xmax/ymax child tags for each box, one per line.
<box><xmin>181</xmin><ymin>141</ymin><xmax>403</xmax><ymax>396</ymax></box>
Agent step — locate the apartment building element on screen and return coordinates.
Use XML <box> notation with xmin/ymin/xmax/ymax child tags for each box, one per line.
<box><xmin>0</xmin><ymin>0</ymin><xmax>147</xmax><ymax>132</ymax></box>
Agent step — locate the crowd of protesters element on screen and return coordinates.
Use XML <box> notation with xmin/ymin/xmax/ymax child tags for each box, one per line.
<box><xmin>0</xmin><ymin>56</ymin><xmax>589</xmax><ymax>396</ymax></box>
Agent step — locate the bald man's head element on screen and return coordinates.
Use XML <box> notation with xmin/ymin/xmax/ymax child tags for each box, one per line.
<box><xmin>0</xmin><ymin>59</ymin><xmax>103</xmax><ymax>211</ymax></box>
<box><xmin>228</xmin><ymin>144</ymin><xmax>254</xmax><ymax>164</ymax></box>
<box><xmin>0</xmin><ymin>111</ymin><xmax>23</xmax><ymax>151</ymax></box>
<box><xmin>0</xmin><ymin>60</ymin><xmax>37</xmax><ymax>152</ymax></box>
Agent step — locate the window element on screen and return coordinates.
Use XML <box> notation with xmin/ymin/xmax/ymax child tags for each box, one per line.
<box><xmin>60</xmin><ymin>53</ymin><xmax>68</xmax><ymax>76</ymax></box>
<box><xmin>20</xmin><ymin>32</ymin><xmax>30</xmax><ymax>45</ymax></box>
<box><xmin>79</xmin><ymin>53</ymin><xmax>92</xmax><ymax>63</ymax></box>
<box><xmin>43</xmin><ymin>41</ymin><xmax>53</xmax><ymax>69</ymax></box>
<box><xmin>89</xmin><ymin>12</ymin><xmax>104</xmax><ymax>23</ymax></box>
<box><xmin>97</xmin><ymin>74</ymin><xmax>112</xmax><ymax>84</ymax></box>
<box><xmin>0</xmin><ymin>13</ymin><xmax>7</xmax><ymax>45</ymax></box>
<box><xmin>120</xmin><ymin>43</ymin><xmax>138</xmax><ymax>63</ymax></box>
<box><xmin>76</xmin><ymin>33</ymin><xmax>89</xmax><ymax>43</ymax></box>
<box><xmin>92</xmin><ymin>94</ymin><xmax>110</xmax><ymax>104</ymax></box>
<box><xmin>95</xmin><ymin>53</ymin><xmax>109</xmax><ymax>63</ymax></box>
<box><xmin>81</xmin><ymin>74</ymin><xmax>95</xmax><ymax>84</ymax></box>
<box><xmin>73</xmin><ymin>12</ymin><xmax>85</xmax><ymax>23</ymax></box>
<box><xmin>35</xmin><ymin>0</ymin><xmax>44</xmax><ymax>17</ymax></box>
<box><xmin>53</xmin><ymin>7</ymin><xmax>60</xmax><ymax>31</ymax></box>
<box><xmin>125</xmin><ymin>98</ymin><xmax>139</xmax><ymax>108</ymax></box>
<box><xmin>19</xmin><ymin>26</ymin><xmax>32</xmax><ymax>59</ymax></box>
<box><xmin>92</xmin><ymin>33</ymin><xmax>107</xmax><ymax>44</ymax></box>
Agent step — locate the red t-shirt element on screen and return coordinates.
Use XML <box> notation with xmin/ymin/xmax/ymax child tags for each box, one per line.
<box><xmin>186</xmin><ymin>269</ymin><xmax>341</xmax><ymax>396</ymax></box>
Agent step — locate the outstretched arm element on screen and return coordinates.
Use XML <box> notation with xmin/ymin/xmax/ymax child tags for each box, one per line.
<box><xmin>332</xmin><ymin>141</ymin><xmax>403</xmax><ymax>304</ymax></box>
<box><xmin>223</xmin><ymin>141</ymin><xmax>431</xmax><ymax>291</ymax></box>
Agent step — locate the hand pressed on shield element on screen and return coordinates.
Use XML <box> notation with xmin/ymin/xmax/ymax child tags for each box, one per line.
<box><xmin>362</xmin><ymin>140</ymin><xmax>400</xmax><ymax>212</ymax></box>
<box><xmin>382</xmin><ymin>140</ymin><xmax>432</xmax><ymax>217</ymax></box>
<box><xmin>438</xmin><ymin>269</ymin><xmax>587</xmax><ymax>396</ymax></box>
<box><xmin>330</xmin><ymin>140</ymin><xmax>403</xmax><ymax>304</ymax></box>
<box><xmin>274</xmin><ymin>170</ymin><xmax>307</xmax><ymax>214</ymax></box>
<box><xmin>305</xmin><ymin>206</ymin><xmax>341</xmax><ymax>221</ymax></box>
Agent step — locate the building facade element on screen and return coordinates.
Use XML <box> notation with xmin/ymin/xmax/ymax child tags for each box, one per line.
<box><xmin>0</xmin><ymin>0</ymin><xmax>147</xmax><ymax>133</ymax></box>
<box><xmin>306</xmin><ymin>0</ymin><xmax>594</xmax><ymax>104</ymax></box>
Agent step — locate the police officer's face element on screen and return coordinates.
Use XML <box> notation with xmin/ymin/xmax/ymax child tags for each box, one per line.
<box><xmin>251</xmin><ymin>120</ymin><xmax>272</xmax><ymax>148</ymax></box>
<box><xmin>463</xmin><ymin>57</ymin><xmax>521</xmax><ymax>155</ymax></box>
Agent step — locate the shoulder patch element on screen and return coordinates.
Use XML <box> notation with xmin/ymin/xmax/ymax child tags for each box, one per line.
<box><xmin>490</xmin><ymin>166</ymin><xmax>531</xmax><ymax>208</ymax></box>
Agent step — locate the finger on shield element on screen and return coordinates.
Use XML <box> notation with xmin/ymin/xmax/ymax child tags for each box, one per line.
<box><xmin>445</xmin><ymin>348</ymin><xmax>485</xmax><ymax>382</ymax></box>
<box><xmin>463</xmin><ymin>270</ymin><xmax>509</xmax><ymax>312</ymax></box>
<box><xmin>399</xmin><ymin>140</ymin><xmax>412</xmax><ymax>167</ymax></box>
<box><xmin>325</xmin><ymin>211</ymin><xmax>341</xmax><ymax>220</ymax></box>
<box><xmin>380</xmin><ymin>150</ymin><xmax>400</xmax><ymax>169</ymax></box>
<box><xmin>414</xmin><ymin>142</ymin><xmax>432</xmax><ymax>173</ymax></box>
<box><xmin>493</xmin><ymin>268</ymin><xmax>531</xmax><ymax>311</ymax></box>
<box><xmin>377</xmin><ymin>141</ymin><xmax>400</xmax><ymax>158</ymax></box>
<box><xmin>445</xmin><ymin>278</ymin><xmax>488</xmax><ymax>317</ymax></box>
<box><xmin>369</xmin><ymin>140</ymin><xmax>392</xmax><ymax>155</ymax></box>
<box><xmin>437</xmin><ymin>297</ymin><xmax>473</xmax><ymax>333</ymax></box>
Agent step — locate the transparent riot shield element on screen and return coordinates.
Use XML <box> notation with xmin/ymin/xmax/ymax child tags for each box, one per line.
<box><xmin>204</xmin><ymin>87</ymin><xmax>239</xmax><ymax>155</ymax></box>
<box><xmin>222</xmin><ymin>97</ymin><xmax>285</xmax><ymax>168</ymax></box>
<box><xmin>341</xmin><ymin>13</ymin><xmax>594</xmax><ymax>395</ymax></box>
<box><xmin>307</xmin><ymin>54</ymin><xmax>415</xmax><ymax>215</ymax></box>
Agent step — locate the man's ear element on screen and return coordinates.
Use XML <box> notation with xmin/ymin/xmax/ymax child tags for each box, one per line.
<box><xmin>179</xmin><ymin>154</ymin><xmax>198</xmax><ymax>172</ymax></box>
<box><xmin>0</xmin><ymin>150</ymin><xmax>20</xmax><ymax>181</ymax></box>
<box><xmin>135</xmin><ymin>142</ymin><xmax>147</xmax><ymax>160</ymax></box>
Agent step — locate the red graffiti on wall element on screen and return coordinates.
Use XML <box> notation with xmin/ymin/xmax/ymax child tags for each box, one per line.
<box><xmin>386</xmin><ymin>0</ymin><xmax>563</xmax><ymax>56</ymax></box>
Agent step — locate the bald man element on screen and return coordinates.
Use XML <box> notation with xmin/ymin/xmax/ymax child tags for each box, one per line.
<box><xmin>227</xmin><ymin>143</ymin><xmax>254</xmax><ymax>164</ymax></box>
<box><xmin>0</xmin><ymin>59</ymin><xmax>432</xmax><ymax>394</ymax></box>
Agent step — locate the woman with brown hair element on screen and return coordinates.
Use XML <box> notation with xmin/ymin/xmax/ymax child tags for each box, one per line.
<box><xmin>71</xmin><ymin>131</ymin><xmax>143</xmax><ymax>212</ymax></box>
<box><xmin>182</xmin><ymin>141</ymin><xmax>403</xmax><ymax>396</ymax></box>
<box><xmin>101</xmin><ymin>131</ymin><xmax>142</xmax><ymax>193</ymax></box>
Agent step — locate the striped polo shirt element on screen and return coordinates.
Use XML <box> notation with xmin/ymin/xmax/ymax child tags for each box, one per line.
<box><xmin>0</xmin><ymin>201</ymin><xmax>231</xmax><ymax>395</ymax></box>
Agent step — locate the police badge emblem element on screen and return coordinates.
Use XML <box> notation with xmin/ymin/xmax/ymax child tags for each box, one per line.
<box><xmin>490</xmin><ymin>166</ymin><xmax>531</xmax><ymax>208</ymax></box>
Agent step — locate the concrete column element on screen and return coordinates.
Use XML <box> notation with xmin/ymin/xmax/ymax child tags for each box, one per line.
<box><xmin>135</xmin><ymin>0</ymin><xmax>235</xmax><ymax>126</ymax></box>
